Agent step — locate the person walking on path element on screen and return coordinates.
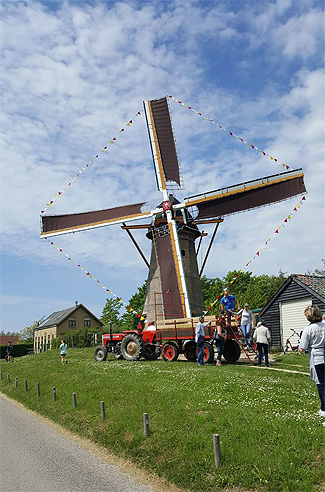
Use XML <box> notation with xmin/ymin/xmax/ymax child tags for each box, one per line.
<box><xmin>195</xmin><ymin>316</ymin><xmax>210</xmax><ymax>366</ymax></box>
<box><xmin>213</xmin><ymin>317</ymin><xmax>227</xmax><ymax>366</ymax></box>
<box><xmin>60</xmin><ymin>339</ymin><xmax>67</xmax><ymax>365</ymax></box>
<box><xmin>237</xmin><ymin>303</ymin><xmax>253</xmax><ymax>349</ymax></box>
<box><xmin>253</xmin><ymin>321</ymin><xmax>271</xmax><ymax>367</ymax></box>
<box><xmin>299</xmin><ymin>305</ymin><xmax>325</xmax><ymax>417</ymax></box>
<box><xmin>6</xmin><ymin>341</ymin><xmax>13</xmax><ymax>363</ymax></box>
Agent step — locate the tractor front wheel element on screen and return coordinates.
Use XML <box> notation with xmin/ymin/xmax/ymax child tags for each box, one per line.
<box><xmin>223</xmin><ymin>339</ymin><xmax>241</xmax><ymax>362</ymax></box>
<box><xmin>120</xmin><ymin>334</ymin><xmax>144</xmax><ymax>361</ymax></box>
<box><xmin>162</xmin><ymin>342</ymin><xmax>179</xmax><ymax>362</ymax></box>
<box><xmin>94</xmin><ymin>345</ymin><xmax>107</xmax><ymax>362</ymax></box>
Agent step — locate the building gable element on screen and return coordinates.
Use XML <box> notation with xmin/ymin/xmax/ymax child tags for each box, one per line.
<box><xmin>259</xmin><ymin>275</ymin><xmax>325</xmax><ymax>347</ymax></box>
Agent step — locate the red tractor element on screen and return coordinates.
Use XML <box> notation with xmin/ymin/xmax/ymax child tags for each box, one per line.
<box><xmin>94</xmin><ymin>316</ymin><xmax>242</xmax><ymax>364</ymax></box>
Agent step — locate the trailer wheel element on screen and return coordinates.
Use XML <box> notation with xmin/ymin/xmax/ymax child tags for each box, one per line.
<box><xmin>223</xmin><ymin>340</ymin><xmax>241</xmax><ymax>362</ymax></box>
<box><xmin>184</xmin><ymin>341</ymin><xmax>196</xmax><ymax>361</ymax></box>
<box><xmin>113</xmin><ymin>342</ymin><xmax>123</xmax><ymax>360</ymax></box>
<box><xmin>120</xmin><ymin>334</ymin><xmax>144</xmax><ymax>361</ymax></box>
<box><xmin>94</xmin><ymin>345</ymin><xmax>107</xmax><ymax>362</ymax></box>
<box><xmin>162</xmin><ymin>342</ymin><xmax>179</xmax><ymax>362</ymax></box>
<box><xmin>196</xmin><ymin>342</ymin><xmax>214</xmax><ymax>364</ymax></box>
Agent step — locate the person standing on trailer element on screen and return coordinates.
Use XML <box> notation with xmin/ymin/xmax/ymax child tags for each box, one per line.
<box><xmin>220</xmin><ymin>288</ymin><xmax>240</xmax><ymax>326</ymax></box>
<box><xmin>299</xmin><ymin>305</ymin><xmax>325</xmax><ymax>418</ymax></box>
<box><xmin>195</xmin><ymin>316</ymin><xmax>211</xmax><ymax>366</ymax></box>
<box><xmin>237</xmin><ymin>303</ymin><xmax>254</xmax><ymax>349</ymax></box>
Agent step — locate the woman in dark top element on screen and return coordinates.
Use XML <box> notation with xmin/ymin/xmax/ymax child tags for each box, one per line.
<box><xmin>6</xmin><ymin>341</ymin><xmax>13</xmax><ymax>362</ymax></box>
<box><xmin>214</xmin><ymin>318</ymin><xmax>227</xmax><ymax>366</ymax></box>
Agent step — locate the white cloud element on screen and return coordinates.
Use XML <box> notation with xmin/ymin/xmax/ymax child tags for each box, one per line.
<box><xmin>0</xmin><ymin>0</ymin><xmax>324</xmax><ymax>332</ymax></box>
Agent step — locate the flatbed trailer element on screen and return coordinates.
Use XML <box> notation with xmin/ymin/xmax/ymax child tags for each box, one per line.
<box><xmin>156</xmin><ymin>315</ymin><xmax>242</xmax><ymax>363</ymax></box>
<box><xmin>94</xmin><ymin>315</ymin><xmax>243</xmax><ymax>364</ymax></box>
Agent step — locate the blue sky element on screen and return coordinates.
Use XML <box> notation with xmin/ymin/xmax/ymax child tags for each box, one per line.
<box><xmin>1</xmin><ymin>0</ymin><xmax>324</xmax><ymax>333</ymax></box>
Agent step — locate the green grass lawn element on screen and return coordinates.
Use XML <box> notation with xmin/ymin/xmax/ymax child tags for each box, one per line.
<box><xmin>1</xmin><ymin>350</ymin><xmax>324</xmax><ymax>492</ymax></box>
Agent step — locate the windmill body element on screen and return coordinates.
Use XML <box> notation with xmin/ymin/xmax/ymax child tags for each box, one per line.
<box><xmin>41</xmin><ymin>96</ymin><xmax>307</xmax><ymax>322</ymax></box>
<box><xmin>144</xmin><ymin>195</ymin><xmax>204</xmax><ymax>321</ymax></box>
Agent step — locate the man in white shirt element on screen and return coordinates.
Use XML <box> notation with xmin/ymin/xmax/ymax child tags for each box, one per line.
<box><xmin>196</xmin><ymin>316</ymin><xmax>210</xmax><ymax>366</ymax></box>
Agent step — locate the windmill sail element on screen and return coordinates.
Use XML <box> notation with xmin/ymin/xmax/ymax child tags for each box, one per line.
<box><xmin>185</xmin><ymin>169</ymin><xmax>306</xmax><ymax>220</ymax></box>
<box><xmin>41</xmin><ymin>202</ymin><xmax>148</xmax><ymax>237</ymax></box>
<box><xmin>144</xmin><ymin>97</ymin><xmax>181</xmax><ymax>187</ymax></box>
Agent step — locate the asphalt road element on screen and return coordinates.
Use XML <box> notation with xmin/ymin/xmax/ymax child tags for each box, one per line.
<box><xmin>0</xmin><ymin>394</ymin><xmax>156</xmax><ymax>492</ymax></box>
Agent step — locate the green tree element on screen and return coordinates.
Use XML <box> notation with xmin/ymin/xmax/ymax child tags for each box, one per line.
<box><xmin>101</xmin><ymin>298</ymin><xmax>123</xmax><ymax>333</ymax></box>
<box><xmin>120</xmin><ymin>282</ymin><xmax>147</xmax><ymax>329</ymax></box>
<box><xmin>200</xmin><ymin>275</ymin><xmax>223</xmax><ymax>312</ymax></box>
<box><xmin>243</xmin><ymin>272</ymin><xmax>287</xmax><ymax>309</ymax></box>
<box><xmin>18</xmin><ymin>317</ymin><xmax>45</xmax><ymax>343</ymax></box>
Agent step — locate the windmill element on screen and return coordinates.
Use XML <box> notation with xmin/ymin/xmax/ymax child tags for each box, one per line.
<box><xmin>40</xmin><ymin>96</ymin><xmax>306</xmax><ymax>322</ymax></box>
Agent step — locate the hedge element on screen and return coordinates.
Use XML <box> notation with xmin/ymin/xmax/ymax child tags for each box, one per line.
<box><xmin>0</xmin><ymin>344</ymin><xmax>33</xmax><ymax>359</ymax></box>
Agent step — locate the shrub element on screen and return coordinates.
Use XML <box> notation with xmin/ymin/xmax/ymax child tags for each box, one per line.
<box><xmin>0</xmin><ymin>344</ymin><xmax>33</xmax><ymax>359</ymax></box>
<box><xmin>52</xmin><ymin>328</ymin><xmax>100</xmax><ymax>349</ymax></box>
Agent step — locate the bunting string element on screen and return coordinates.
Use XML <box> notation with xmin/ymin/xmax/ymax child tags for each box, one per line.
<box><xmin>168</xmin><ymin>95</ymin><xmax>292</xmax><ymax>172</ymax></box>
<box><xmin>45</xmin><ymin>238</ymin><xmax>148</xmax><ymax>323</ymax></box>
<box><xmin>203</xmin><ymin>195</ymin><xmax>306</xmax><ymax>314</ymax></box>
<box><xmin>41</xmin><ymin>110</ymin><xmax>143</xmax><ymax>215</ymax></box>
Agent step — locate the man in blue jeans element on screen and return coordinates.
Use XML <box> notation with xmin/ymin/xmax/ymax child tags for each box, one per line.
<box><xmin>195</xmin><ymin>316</ymin><xmax>211</xmax><ymax>365</ymax></box>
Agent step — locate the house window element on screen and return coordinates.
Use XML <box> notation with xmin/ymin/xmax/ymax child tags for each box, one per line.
<box><xmin>69</xmin><ymin>318</ymin><xmax>76</xmax><ymax>326</ymax></box>
<box><xmin>84</xmin><ymin>317</ymin><xmax>91</xmax><ymax>327</ymax></box>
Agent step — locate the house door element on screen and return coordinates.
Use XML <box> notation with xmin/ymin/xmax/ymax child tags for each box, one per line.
<box><xmin>280</xmin><ymin>297</ymin><xmax>311</xmax><ymax>349</ymax></box>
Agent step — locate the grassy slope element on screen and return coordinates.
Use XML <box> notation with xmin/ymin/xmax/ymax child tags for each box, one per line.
<box><xmin>0</xmin><ymin>350</ymin><xmax>324</xmax><ymax>492</ymax></box>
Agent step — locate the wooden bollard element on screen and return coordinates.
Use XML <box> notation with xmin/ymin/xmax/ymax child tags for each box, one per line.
<box><xmin>37</xmin><ymin>382</ymin><xmax>40</xmax><ymax>397</ymax></box>
<box><xmin>15</xmin><ymin>377</ymin><xmax>18</xmax><ymax>388</ymax></box>
<box><xmin>72</xmin><ymin>393</ymin><xmax>77</xmax><ymax>408</ymax></box>
<box><xmin>7</xmin><ymin>374</ymin><xmax>10</xmax><ymax>383</ymax></box>
<box><xmin>0</xmin><ymin>372</ymin><xmax>2</xmax><ymax>380</ymax></box>
<box><xmin>143</xmin><ymin>413</ymin><xmax>149</xmax><ymax>437</ymax></box>
<box><xmin>52</xmin><ymin>387</ymin><xmax>56</xmax><ymax>402</ymax></box>
<box><xmin>213</xmin><ymin>434</ymin><xmax>221</xmax><ymax>467</ymax></box>
<box><xmin>100</xmin><ymin>401</ymin><xmax>105</xmax><ymax>421</ymax></box>
<box><xmin>24</xmin><ymin>379</ymin><xmax>28</xmax><ymax>391</ymax></box>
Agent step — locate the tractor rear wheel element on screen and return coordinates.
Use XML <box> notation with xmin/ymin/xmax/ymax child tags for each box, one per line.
<box><xmin>223</xmin><ymin>340</ymin><xmax>241</xmax><ymax>362</ymax></box>
<box><xmin>196</xmin><ymin>342</ymin><xmax>214</xmax><ymax>364</ymax></box>
<box><xmin>184</xmin><ymin>340</ymin><xmax>196</xmax><ymax>361</ymax></box>
<box><xmin>94</xmin><ymin>345</ymin><xmax>107</xmax><ymax>362</ymax></box>
<box><xmin>162</xmin><ymin>342</ymin><xmax>179</xmax><ymax>362</ymax></box>
<box><xmin>120</xmin><ymin>334</ymin><xmax>144</xmax><ymax>361</ymax></box>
